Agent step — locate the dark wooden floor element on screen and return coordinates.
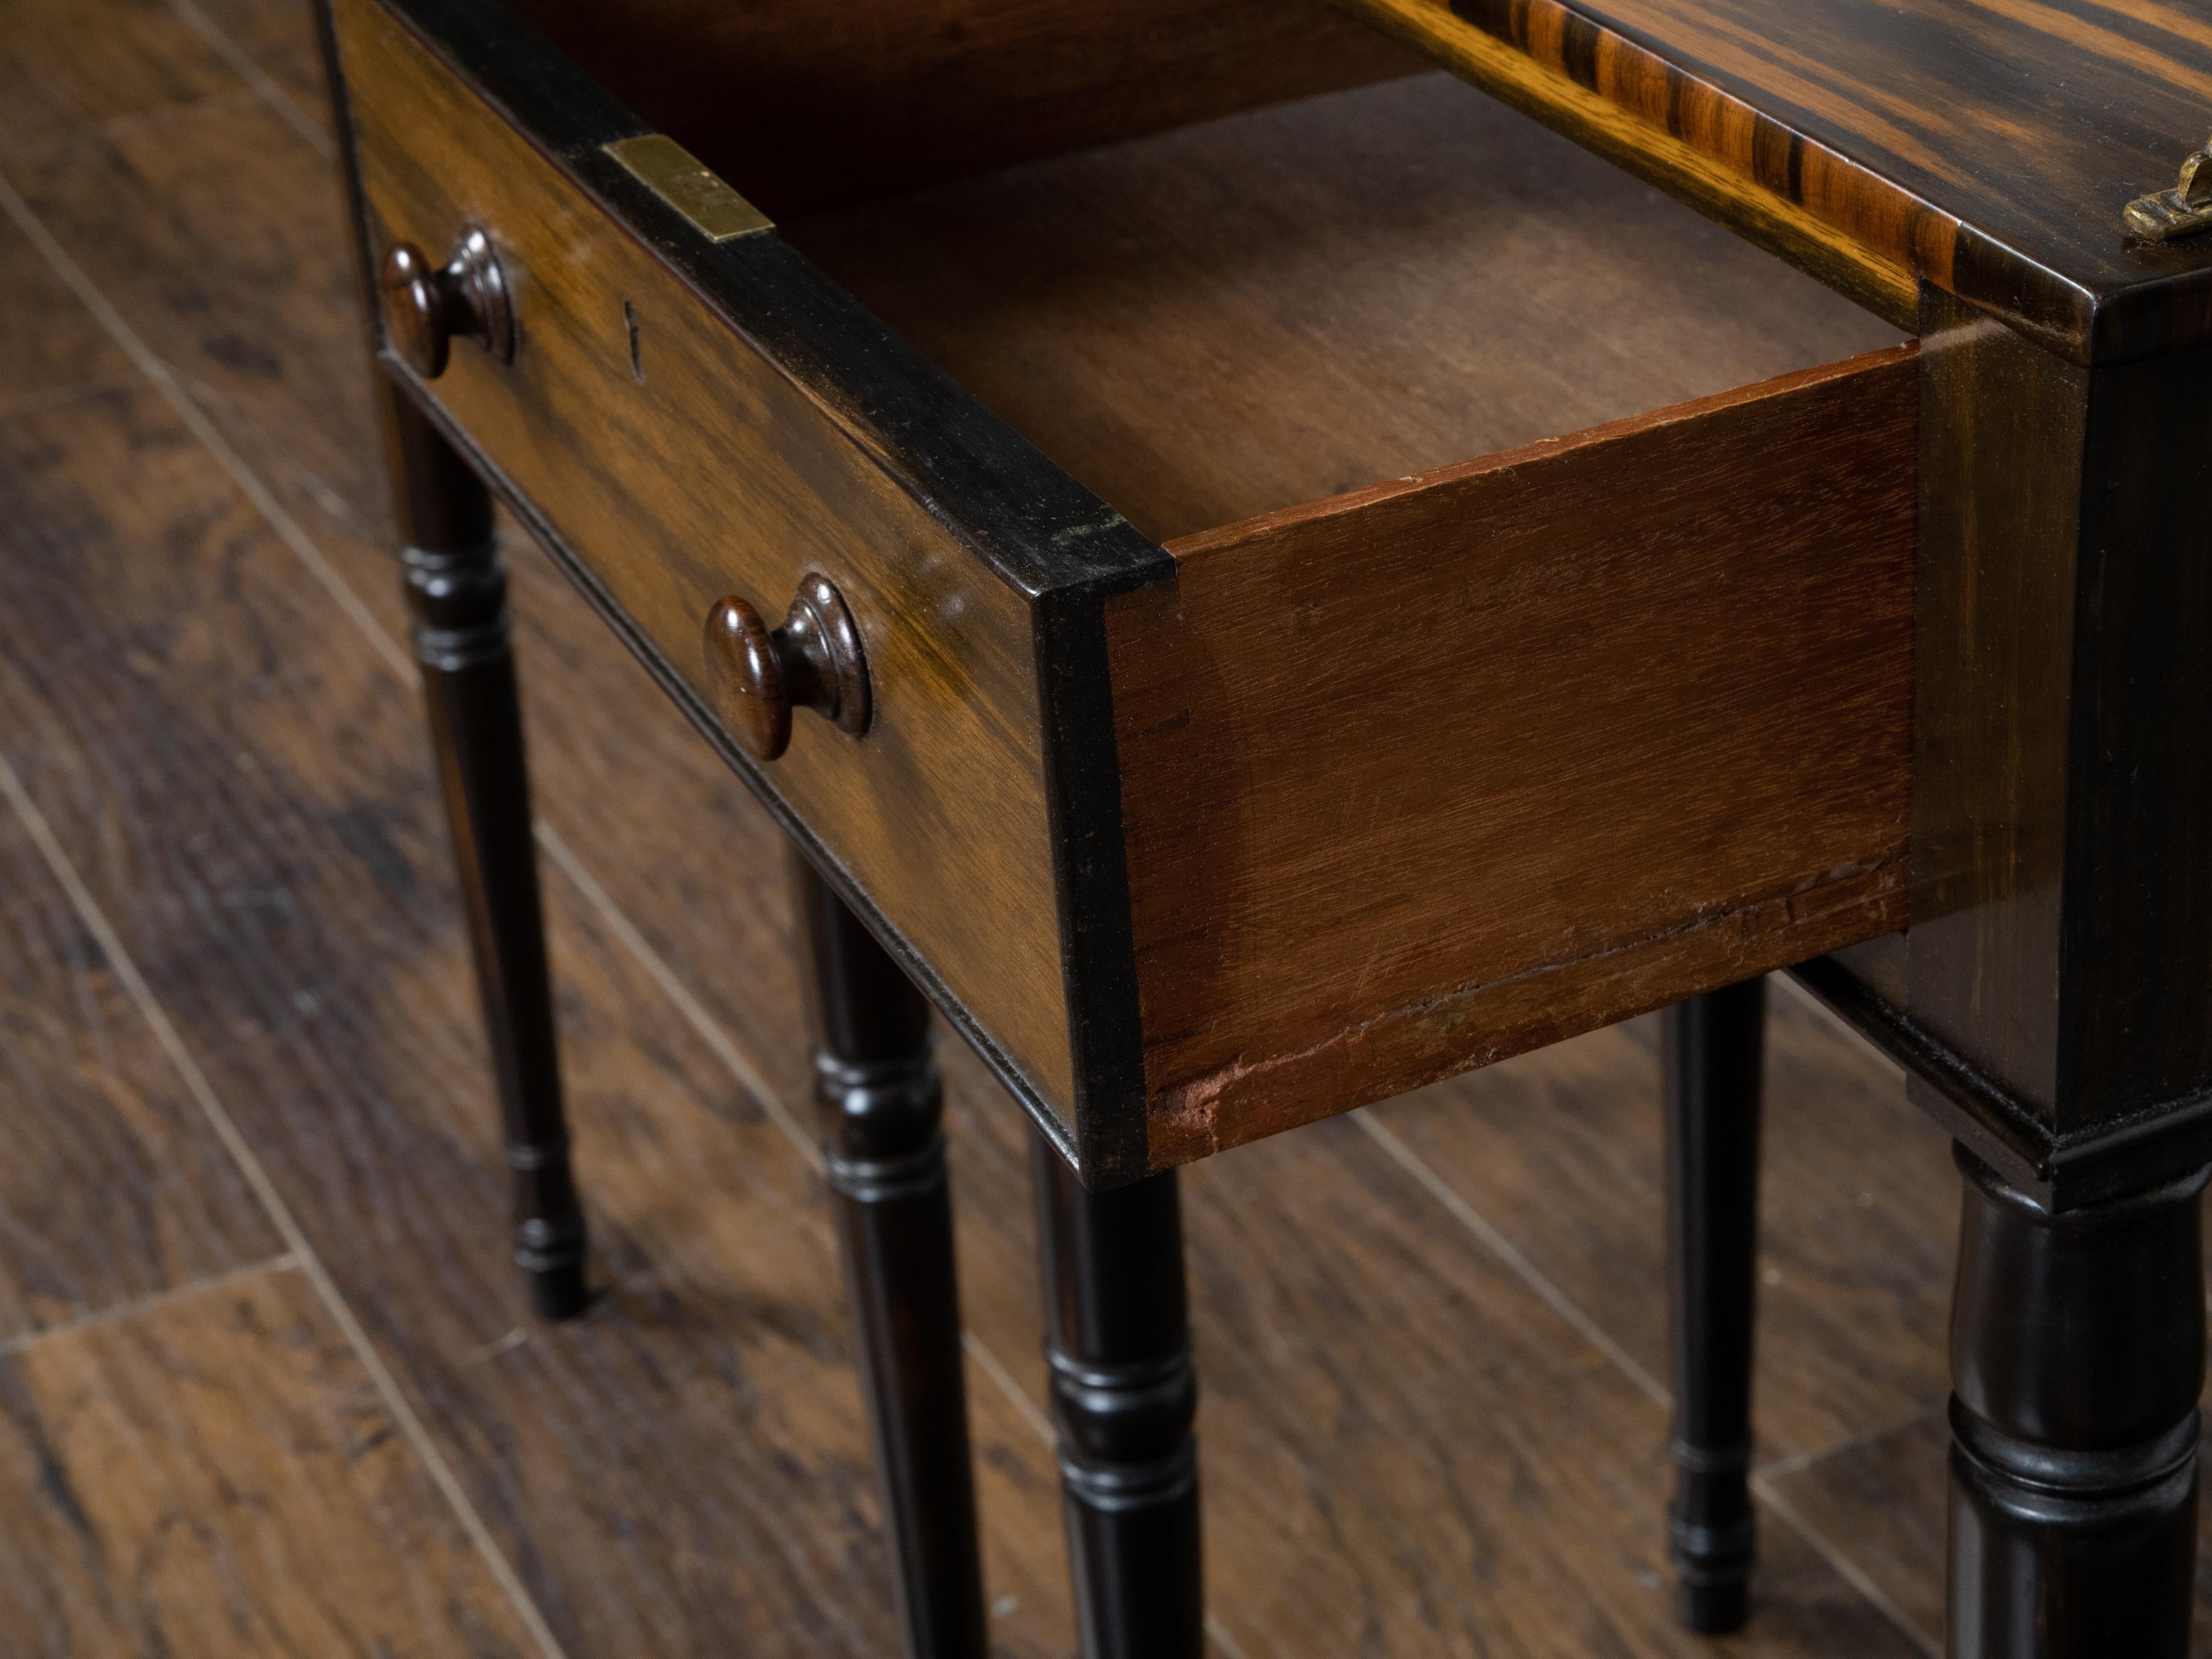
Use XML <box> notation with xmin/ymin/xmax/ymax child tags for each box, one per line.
<box><xmin>0</xmin><ymin>3</ymin><xmax>2203</xmax><ymax>1655</ymax></box>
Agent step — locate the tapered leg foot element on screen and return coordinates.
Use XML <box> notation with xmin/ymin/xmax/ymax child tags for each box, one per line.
<box><xmin>1679</xmin><ymin>1577</ymin><xmax>1747</xmax><ymax>1636</ymax></box>
<box><xmin>1034</xmin><ymin>1140</ymin><xmax>1203</xmax><ymax>1659</ymax></box>
<box><xmin>1946</xmin><ymin>1147</ymin><xmax>2205</xmax><ymax>1658</ymax></box>
<box><xmin>1663</xmin><ymin>977</ymin><xmax>1764</xmax><ymax>1634</ymax></box>
<box><xmin>382</xmin><ymin>381</ymin><xmax>588</xmax><ymax>1319</ymax></box>
<box><xmin>520</xmin><ymin>1232</ymin><xmax>588</xmax><ymax>1321</ymax></box>
<box><xmin>791</xmin><ymin>851</ymin><xmax>986</xmax><ymax>1659</ymax></box>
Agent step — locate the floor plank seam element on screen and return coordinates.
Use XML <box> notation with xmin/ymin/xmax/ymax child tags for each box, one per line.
<box><xmin>0</xmin><ymin>1253</ymin><xmax>300</xmax><ymax>1361</ymax></box>
<box><xmin>1751</xmin><ymin>1474</ymin><xmax>1942</xmax><ymax>1659</ymax></box>
<box><xmin>164</xmin><ymin>0</ymin><xmax>335</xmax><ymax>160</ymax></box>
<box><xmin>529</xmin><ymin>825</ymin><xmax>817</xmax><ymax>1166</ymax></box>
<box><xmin>0</xmin><ymin>169</ymin><xmax>418</xmax><ymax>689</ymax></box>
<box><xmin>1354</xmin><ymin>1107</ymin><xmax>1671</xmax><ymax>1406</ymax></box>
<box><xmin>1753</xmin><ymin>1399</ymin><xmax>1944</xmax><ymax>1484</ymax></box>
<box><xmin>0</xmin><ymin>748</ymin><xmax>574</xmax><ymax>1659</ymax></box>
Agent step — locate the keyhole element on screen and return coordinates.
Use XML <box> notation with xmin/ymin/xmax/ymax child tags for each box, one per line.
<box><xmin>624</xmin><ymin>299</ymin><xmax>644</xmax><ymax>384</ymax></box>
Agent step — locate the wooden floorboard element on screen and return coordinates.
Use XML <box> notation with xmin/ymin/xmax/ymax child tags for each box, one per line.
<box><xmin>0</xmin><ymin>214</ymin><xmax>127</xmax><ymax>406</ymax></box>
<box><xmin>0</xmin><ymin>1</ymin><xmax>2197</xmax><ymax>1656</ymax></box>
<box><xmin>0</xmin><ymin>791</ymin><xmax>280</xmax><ymax>1344</ymax></box>
<box><xmin>0</xmin><ymin>0</ymin><xmax>255</xmax><ymax>148</ymax></box>
<box><xmin>0</xmin><ymin>1264</ymin><xmax>540</xmax><ymax>1657</ymax></box>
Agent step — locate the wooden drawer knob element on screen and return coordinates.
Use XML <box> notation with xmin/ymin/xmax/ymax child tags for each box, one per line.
<box><xmin>702</xmin><ymin>573</ymin><xmax>871</xmax><ymax>761</ymax></box>
<box><xmin>379</xmin><ymin>227</ymin><xmax>515</xmax><ymax>379</ymax></box>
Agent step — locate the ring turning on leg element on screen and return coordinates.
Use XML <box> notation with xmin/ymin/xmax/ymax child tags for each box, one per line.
<box><xmin>792</xmin><ymin>852</ymin><xmax>986</xmax><ymax>1659</ymax></box>
<box><xmin>384</xmin><ymin>383</ymin><xmax>587</xmax><ymax>1320</ymax></box>
<box><xmin>1947</xmin><ymin>1147</ymin><xmax>2207</xmax><ymax>1659</ymax></box>
<box><xmin>1034</xmin><ymin>1141</ymin><xmax>1204</xmax><ymax>1659</ymax></box>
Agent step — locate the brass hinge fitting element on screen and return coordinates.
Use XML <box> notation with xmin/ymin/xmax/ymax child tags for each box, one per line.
<box><xmin>2125</xmin><ymin>137</ymin><xmax>2212</xmax><ymax>242</ymax></box>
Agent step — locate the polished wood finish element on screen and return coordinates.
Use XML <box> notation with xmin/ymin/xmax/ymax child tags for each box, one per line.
<box><xmin>500</xmin><ymin>0</ymin><xmax>1417</xmax><ymax>217</ymax></box>
<box><xmin>326</xmin><ymin>0</ymin><xmax>1168</xmax><ymax>1164</ymax></box>
<box><xmin>386</xmin><ymin>379</ymin><xmax>587</xmax><ymax>1318</ymax></box>
<box><xmin>1329</xmin><ymin>0</ymin><xmax>2212</xmax><ymax>362</ymax></box>
<box><xmin>1662</xmin><ymin>980</ymin><xmax>1764</xmax><ymax>1634</ymax></box>
<box><xmin>1113</xmin><ymin>348</ymin><xmax>1917</xmax><ymax>1161</ymax></box>
<box><xmin>1033</xmin><ymin>1142</ymin><xmax>1203</xmax><ymax>1659</ymax></box>
<box><xmin>1947</xmin><ymin>1150</ymin><xmax>2206</xmax><ymax>1655</ymax></box>
<box><xmin>1778</xmin><ymin>295</ymin><xmax>2212</xmax><ymax>1214</ymax></box>
<box><xmin>792</xmin><ymin>853</ymin><xmax>988</xmax><ymax>1659</ymax></box>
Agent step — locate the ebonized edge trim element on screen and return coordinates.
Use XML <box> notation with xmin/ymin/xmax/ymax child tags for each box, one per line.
<box><xmin>1790</xmin><ymin>954</ymin><xmax>2212</xmax><ymax>1211</ymax></box>
<box><xmin>1035</xmin><ymin>585</ymin><xmax>1153</xmax><ymax>1186</ymax></box>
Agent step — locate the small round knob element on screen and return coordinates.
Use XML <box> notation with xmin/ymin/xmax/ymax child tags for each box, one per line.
<box><xmin>379</xmin><ymin>227</ymin><xmax>515</xmax><ymax>379</ymax></box>
<box><xmin>702</xmin><ymin>573</ymin><xmax>871</xmax><ymax>762</ymax></box>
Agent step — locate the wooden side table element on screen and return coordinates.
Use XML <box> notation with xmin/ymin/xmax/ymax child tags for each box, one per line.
<box><xmin>317</xmin><ymin>0</ymin><xmax>2212</xmax><ymax>1655</ymax></box>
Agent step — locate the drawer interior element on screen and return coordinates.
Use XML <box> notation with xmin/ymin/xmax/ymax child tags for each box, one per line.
<box><xmin>780</xmin><ymin>71</ymin><xmax>1907</xmax><ymax>543</ymax></box>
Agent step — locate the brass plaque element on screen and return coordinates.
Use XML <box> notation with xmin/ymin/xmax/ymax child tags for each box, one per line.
<box><xmin>603</xmin><ymin>134</ymin><xmax>773</xmax><ymax>243</ymax></box>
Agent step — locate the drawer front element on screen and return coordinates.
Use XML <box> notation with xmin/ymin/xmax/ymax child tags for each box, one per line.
<box><xmin>327</xmin><ymin>0</ymin><xmax>1157</xmax><ymax>1128</ymax></box>
<box><xmin>1109</xmin><ymin>346</ymin><xmax>1919</xmax><ymax>1165</ymax></box>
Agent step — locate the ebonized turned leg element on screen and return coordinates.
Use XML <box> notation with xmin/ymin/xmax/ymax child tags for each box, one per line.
<box><xmin>384</xmin><ymin>384</ymin><xmax>586</xmax><ymax>1319</ymax></box>
<box><xmin>790</xmin><ymin>852</ymin><xmax>986</xmax><ymax>1659</ymax></box>
<box><xmin>1033</xmin><ymin>1139</ymin><xmax>1203</xmax><ymax>1659</ymax></box>
<box><xmin>1662</xmin><ymin>978</ymin><xmax>1765</xmax><ymax>1633</ymax></box>
<box><xmin>1947</xmin><ymin>1147</ymin><xmax>2206</xmax><ymax>1658</ymax></box>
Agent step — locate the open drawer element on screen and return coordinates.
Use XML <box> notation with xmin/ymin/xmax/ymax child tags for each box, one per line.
<box><xmin>324</xmin><ymin>0</ymin><xmax>1916</xmax><ymax>1183</ymax></box>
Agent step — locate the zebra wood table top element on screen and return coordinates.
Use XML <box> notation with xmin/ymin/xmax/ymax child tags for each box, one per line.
<box><xmin>1334</xmin><ymin>0</ymin><xmax>2212</xmax><ymax>362</ymax></box>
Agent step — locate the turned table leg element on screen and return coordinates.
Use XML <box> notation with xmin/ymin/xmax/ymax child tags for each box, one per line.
<box><xmin>1032</xmin><ymin>1139</ymin><xmax>1203</xmax><ymax>1659</ymax></box>
<box><xmin>1947</xmin><ymin>1147</ymin><xmax>2206</xmax><ymax>1658</ymax></box>
<box><xmin>384</xmin><ymin>384</ymin><xmax>587</xmax><ymax>1319</ymax></box>
<box><xmin>1662</xmin><ymin>978</ymin><xmax>1764</xmax><ymax>1632</ymax></box>
<box><xmin>790</xmin><ymin>852</ymin><xmax>987</xmax><ymax>1659</ymax></box>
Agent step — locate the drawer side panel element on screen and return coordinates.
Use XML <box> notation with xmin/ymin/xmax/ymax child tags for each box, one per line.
<box><xmin>1110</xmin><ymin>345</ymin><xmax>1918</xmax><ymax>1165</ymax></box>
<box><xmin>333</xmin><ymin>0</ymin><xmax>1080</xmax><ymax>1117</ymax></box>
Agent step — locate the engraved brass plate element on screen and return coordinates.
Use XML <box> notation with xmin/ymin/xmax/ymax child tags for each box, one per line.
<box><xmin>603</xmin><ymin>134</ymin><xmax>773</xmax><ymax>243</ymax></box>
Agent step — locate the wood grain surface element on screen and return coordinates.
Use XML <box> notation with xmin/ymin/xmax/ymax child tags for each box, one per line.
<box><xmin>1329</xmin><ymin>0</ymin><xmax>2212</xmax><ymax>361</ymax></box>
<box><xmin>504</xmin><ymin>0</ymin><xmax>1419</xmax><ymax>217</ymax></box>
<box><xmin>0</xmin><ymin>0</ymin><xmax>258</xmax><ymax>148</ymax></box>
<box><xmin>0</xmin><ymin>1</ymin><xmax>2147</xmax><ymax>1649</ymax></box>
<box><xmin>0</xmin><ymin>791</ymin><xmax>278</xmax><ymax>1346</ymax></box>
<box><xmin>332</xmin><ymin>0</ymin><xmax>1082</xmax><ymax>1122</ymax></box>
<box><xmin>1112</xmin><ymin>348</ymin><xmax>1918</xmax><ymax>1163</ymax></box>
<box><xmin>0</xmin><ymin>1267</ymin><xmax>540</xmax><ymax>1656</ymax></box>
<box><xmin>786</xmin><ymin>70</ymin><xmax>1902</xmax><ymax>544</ymax></box>
<box><xmin>0</xmin><ymin>215</ymin><xmax>129</xmax><ymax>409</ymax></box>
